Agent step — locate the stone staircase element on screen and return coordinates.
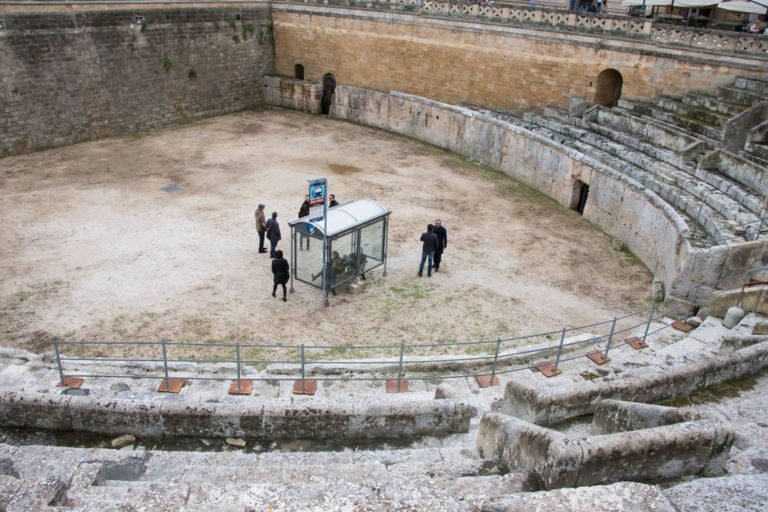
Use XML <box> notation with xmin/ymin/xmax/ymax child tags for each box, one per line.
<box><xmin>0</xmin><ymin>444</ymin><xmax>527</xmax><ymax>511</ymax></box>
<box><xmin>488</xmin><ymin>76</ymin><xmax>768</xmax><ymax>247</ymax></box>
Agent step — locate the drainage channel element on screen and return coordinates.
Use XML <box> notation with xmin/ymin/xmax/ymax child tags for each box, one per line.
<box><xmin>0</xmin><ymin>426</ymin><xmax>448</xmax><ymax>454</ymax></box>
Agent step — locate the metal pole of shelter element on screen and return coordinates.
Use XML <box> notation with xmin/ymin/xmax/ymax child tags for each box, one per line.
<box><xmin>322</xmin><ymin>182</ymin><xmax>329</xmax><ymax>308</ymax></box>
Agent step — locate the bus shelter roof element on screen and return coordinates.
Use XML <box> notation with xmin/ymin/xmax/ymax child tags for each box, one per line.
<box><xmin>288</xmin><ymin>199</ymin><xmax>390</xmax><ymax>238</ymax></box>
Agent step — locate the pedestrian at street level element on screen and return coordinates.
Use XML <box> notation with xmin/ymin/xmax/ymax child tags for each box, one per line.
<box><xmin>418</xmin><ymin>223</ymin><xmax>438</xmax><ymax>278</ymax></box>
<box><xmin>329</xmin><ymin>194</ymin><xmax>339</xmax><ymax>207</ymax></box>
<box><xmin>433</xmin><ymin>218</ymin><xmax>448</xmax><ymax>272</ymax></box>
<box><xmin>298</xmin><ymin>195</ymin><xmax>311</xmax><ymax>250</ymax></box>
<box><xmin>265</xmin><ymin>211</ymin><xmax>281</xmax><ymax>258</ymax></box>
<box><xmin>271</xmin><ymin>249</ymin><xmax>290</xmax><ymax>302</ymax></box>
<box><xmin>255</xmin><ymin>203</ymin><xmax>267</xmax><ymax>254</ymax></box>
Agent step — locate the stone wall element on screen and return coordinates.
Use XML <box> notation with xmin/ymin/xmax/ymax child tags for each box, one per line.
<box><xmin>271</xmin><ymin>4</ymin><xmax>766</xmax><ymax>114</ymax></box>
<box><xmin>0</xmin><ymin>5</ymin><xmax>274</xmax><ymax>156</ymax></box>
<box><xmin>0</xmin><ymin>388</ymin><xmax>472</xmax><ymax>439</ymax></box>
<box><xmin>476</xmin><ymin>410</ymin><xmax>734</xmax><ymax>490</ymax></box>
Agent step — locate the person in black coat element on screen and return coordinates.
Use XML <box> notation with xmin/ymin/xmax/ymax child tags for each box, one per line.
<box><xmin>265</xmin><ymin>211</ymin><xmax>281</xmax><ymax>258</ymax></box>
<box><xmin>433</xmin><ymin>218</ymin><xmax>448</xmax><ymax>272</ymax></box>
<box><xmin>271</xmin><ymin>249</ymin><xmax>290</xmax><ymax>302</ymax></box>
<box><xmin>418</xmin><ymin>224</ymin><xmax>438</xmax><ymax>278</ymax></box>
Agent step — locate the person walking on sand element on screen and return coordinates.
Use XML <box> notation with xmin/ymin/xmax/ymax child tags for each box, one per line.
<box><xmin>255</xmin><ymin>203</ymin><xmax>267</xmax><ymax>254</ymax></box>
<box><xmin>433</xmin><ymin>218</ymin><xmax>447</xmax><ymax>272</ymax></box>
<box><xmin>265</xmin><ymin>211</ymin><xmax>281</xmax><ymax>258</ymax></box>
<box><xmin>271</xmin><ymin>249</ymin><xmax>290</xmax><ymax>302</ymax></box>
<box><xmin>418</xmin><ymin>223</ymin><xmax>438</xmax><ymax>278</ymax></box>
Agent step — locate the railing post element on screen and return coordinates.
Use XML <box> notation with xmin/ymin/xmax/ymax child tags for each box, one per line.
<box><xmin>643</xmin><ymin>304</ymin><xmax>656</xmax><ymax>343</ymax></box>
<box><xmin>490</xmin><ymin>338</ymin><xmax>501</xmax><ymax>383</ymax></box>
<box><xmin>54</xmin><ymin>340</ymin><xmax>66</xmax><ymax>387</ymax></box>
<box><xmin>161</xmin><ymin>340</ymin><xmax>170</xmax><ymax>390</ymax></box>
<box><xmin>397</xmin><ymin>342</ymin><xmax>405</xmax><ymax>393</ymax></box>
<box><xmin>300</xmin><ymin>344</ymin><xmax>306</xmax><ymax>394</ymax></box>
<box><xmin>235</xmin><ymin>343</ymin><xmax>242</xmax><ymax>394</ymax></box>
<box><xmin>553</xmin><ymin>328</ymin><xmax>566</xmax><ymax>374</ymax></box>
<box><xmin>604</xmin><ymin>317</ymin><xmax>617</xmax><ymax>358</ymax></box>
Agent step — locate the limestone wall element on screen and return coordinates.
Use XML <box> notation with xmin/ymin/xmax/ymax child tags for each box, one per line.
<box><xmin>0</xmin><ymin>6</ymin><xmax>274</xmax><ymax>156</ymax></box>
<box><xmin>272</xmin><ymin>4</ymin><xmax>766</xmax><ymax>113</ymax></box>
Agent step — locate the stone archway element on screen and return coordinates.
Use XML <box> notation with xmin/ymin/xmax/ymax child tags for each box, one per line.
<box><xmin>321</xmin><ymin>73</ymin><xmax>336</xmax><ymax>115</ymax></box>
<box><xmin>294</xmin><ymin>64</ymin><xmax>304</xmax><ymax>80</ymax></box>
<box><xmin>594</xmin><ymin>69</ymin><xmax>623</xmax><ymax>107</ymax></box>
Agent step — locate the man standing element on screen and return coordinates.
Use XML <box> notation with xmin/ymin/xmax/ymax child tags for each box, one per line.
<box><xmin>329</xmin><ymin>194</ymin><xmax>339</xmax><ymax>207</ymax></box>
<box><xmin>298</xmin><ymin>195</ymin><xmax>310</xmax><ymax>250</ymax></box>
<box><xmin>418</xmin><ymin>224</ymin><xmax>438</xmax><ymax>278</ymax></box>
<box><xmin>255</xmin><ymin>203</ymin><xmax>267</xmax><ymax>254</ymax></box>
<box><xmin>433</xmin><ymin>218</ymin><xmax>447</xmax><ymax>272</ymax></box>
<box><xmin>265</xmin><ymin>211</ymin><xmax>281</xmax><ymax>258</ymax></box>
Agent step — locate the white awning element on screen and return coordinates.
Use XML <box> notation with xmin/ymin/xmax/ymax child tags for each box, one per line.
<box><xmin>717</xmin><ymin>0</ymin><xmax>768</xmax><ymax>12</ymax></box>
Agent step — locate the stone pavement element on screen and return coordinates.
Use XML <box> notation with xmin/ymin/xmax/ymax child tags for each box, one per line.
<box><xmin>0</xmin><ymin>314</ymin><xmax>766</xmax><ymax>511</ymax></box>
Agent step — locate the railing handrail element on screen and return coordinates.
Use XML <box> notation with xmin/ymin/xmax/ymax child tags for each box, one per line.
<box><xmin>52</xmin><ymin>265</ymin><xmax>768</xmax><ymax>390</ymax></box>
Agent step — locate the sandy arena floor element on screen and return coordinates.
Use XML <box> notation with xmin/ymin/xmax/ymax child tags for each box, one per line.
<box><xmin>0</xmin><ymin>108</ymin><xmax>653</xmax><ymax>358</ymax></box>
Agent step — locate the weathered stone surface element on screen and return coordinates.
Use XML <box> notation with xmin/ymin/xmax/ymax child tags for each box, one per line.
<box><xmin>0</xmin><ymin>389</ymin><xmax>471</xmax><ymax>440</ymax></box>
<box><xmin>724</xmin><ymin>306</ymin><xmax>747</xmax><ymax>328</ymax></box>
<box><xmin>487</xmin><ymin>481</ymin><xmax>677</xmax><ymax>512</ymax></box>
<box><xmin>663</xmin><ymin>473</ymin><xmax>768</xmax><ymax>512</ymax></box>
<box><xmin>500</xmin><ymin>327</ymin><xmax>768</xmax><ymax>426</ymax></box>
<box><xmin>592</xmin><ymin>399</ymin><xmax>694</xmax><ymax>434</ymax></box>
<box><xmin>110</xmin><ymin>434</ymin><xmax>135</xmax><ymax>449</ymax></box>
<box><xmin>477</xmin><ymin>412</ymin><xmax>734</xmax><ymax>490</ymax></box>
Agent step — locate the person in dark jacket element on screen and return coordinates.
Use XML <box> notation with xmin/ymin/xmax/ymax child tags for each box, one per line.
<box><xmin>271</xmin><ymin>249</ymin><xmax>290</xmax><ymax>301</ymax></box>
<box><xmin>433</xmin><ymin>218</ymin><xmax>448</xmax><ymax>272</ymax></box>
<box><xmin>298</xmin><ymin>195</ymin><xmax>310</xmax><ymax>250</ymax></box>
<box><xmin>418</xmin><ymin>224</ymin><xmax>438</xmax><ymax>277</ymax></box>
<box><xmin>265</xmin><ymin>211</ymin><xmax>281</xmax><ymax>258</ymax></box>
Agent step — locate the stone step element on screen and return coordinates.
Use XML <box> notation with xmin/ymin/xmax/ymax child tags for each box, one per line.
<box><xmin>679</xmin><ymin>91</ymin><xmax>751</xmax><ymax>117</ymax></box>
<box><xmin>717</xmin><ymin>85</ymin><xmax>766</xmax><ymax>107</ymax></box>
<box><xmin>519</xmin><ymin>114</ymin><xmax>757</xmax><ymax>243</ymax></box>
<box><xmin>590</xmin><ymin>104</ymin><xmax>709</xmax><ymax>153</ymax></box>
<box><xmin>0</xmin><ymin>444</ymin><xmax>528</xmax><ymax>511</ymax></box>
<box><xmin>655</xmin><ymin>95</ymin><xmax>733</xmax><ymax>128</ymax></box>
<box><xmin>734</xmin><ymin>75</ymin><xmax>768</xmax><ymax>96</ymax></box>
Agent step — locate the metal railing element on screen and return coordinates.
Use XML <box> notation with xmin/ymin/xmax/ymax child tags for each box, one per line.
<box><xmin>52</xmin><ymin>266</ymin><xmax>768</xmax><ymax>393</ymax></box>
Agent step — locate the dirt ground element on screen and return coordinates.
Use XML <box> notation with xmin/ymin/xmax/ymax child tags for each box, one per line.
<box><xmin>0</xmin><ymin>109</ymin><xmax>653</xmax><ymax>359</ymax></box>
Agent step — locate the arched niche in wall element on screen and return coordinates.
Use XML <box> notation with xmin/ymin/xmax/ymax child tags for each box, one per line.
<box><xmin>321</xmin><ymin>73</ymin><xmax>336</xmax><ymax>115</ymax></box>
<box><xmin>294</xmin><ymin>64</ymin><xmax>305</xmax><ymax>80</ymax></box>
<box><xmin>594</xmin><ymin>69</ymin><xmax>623</xmax><ymax>107</ymax></box>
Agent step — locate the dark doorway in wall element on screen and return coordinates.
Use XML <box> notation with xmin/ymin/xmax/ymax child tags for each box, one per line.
<box><xmin>572</xmin><ymin>180</ymin><xmax>589</xmax><ymax>215</ymax></box>
<box><xmin>594</xmin><ymin>69</ymin><xmax>623</xmax><ymax>107</ymax></box>
<box><xmin>294</xmin><ymin>64</ymin><xmax>304</xmax><ymax>80</ymax></box>
<box><xmin>321</xmin><ymin>73</ymin><xmax>336</xmax><ymax>116</ymax></box>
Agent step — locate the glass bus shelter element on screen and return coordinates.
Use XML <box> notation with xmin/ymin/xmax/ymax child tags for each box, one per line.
<box><xmin>287</xmin><ymin>199</ymin><xmax>390</xmax><ymax>302</ymax></box>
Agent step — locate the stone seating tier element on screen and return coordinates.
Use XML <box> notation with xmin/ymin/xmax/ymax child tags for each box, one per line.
<box><xmin>680</xmin><ymin>92</ymin><xmax>752</xmax><ymax>118</ymax></box>
<box><xmin>513</xmin><ymin>112</ymin><xmax>757</xmax><ymax>244</ymax></box>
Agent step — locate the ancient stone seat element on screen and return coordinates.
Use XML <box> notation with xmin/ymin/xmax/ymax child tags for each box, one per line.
<box><xmin>498</xmin><ymin>108</ymin><xmax>758</xmax><ymax>245</ymax></box>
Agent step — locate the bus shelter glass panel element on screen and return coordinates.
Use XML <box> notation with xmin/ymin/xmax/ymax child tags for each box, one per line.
<box><xmin>329</xmin><ymin>231</ymin><xmax>359</xmax><ymax>288</ymax></box>
<box><xmin>359</xmin><ymin>220</ymin><xmax>385</xmax><ymax>268</ymax></box>
<box><xmin>293</xmin><ymin>231</ymin><xmax>323</xmax><ymax>285</ymax></box>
